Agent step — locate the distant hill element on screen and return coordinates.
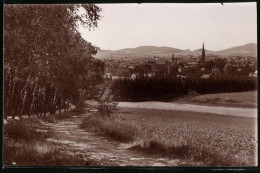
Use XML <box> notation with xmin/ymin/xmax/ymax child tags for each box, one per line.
<box><xmin>94</xmin><ymin>43</ymin><xmax>257</xmax><ymax>59</ymax></box>
<box><xmin>119</xmin><ymin>46</ymin><xmax>184</xmax><ymax>54</ymax></box>
<box><xmin>216</xmin><ymin>43</ymin><xmax>257</xmax><ymax>57</ymax></box>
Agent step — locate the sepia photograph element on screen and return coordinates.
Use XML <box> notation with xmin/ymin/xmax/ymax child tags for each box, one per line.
<box><xmin>3</xmin><ymin>2</ymin><xmax>257</xmax><ymax>167</ymax></box>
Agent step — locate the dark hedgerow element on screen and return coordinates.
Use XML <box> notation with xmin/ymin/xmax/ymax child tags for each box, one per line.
<box><xmin>112</xmin><ymin>76</ymin><xmax>257</xmax><ymax>101</ymax></box>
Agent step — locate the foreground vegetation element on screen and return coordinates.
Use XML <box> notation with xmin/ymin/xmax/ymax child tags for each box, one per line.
<box><xmin>80</xmin><ymin>108</ymin><xmax>257</xmax><ymax>166</ymax></box>
<box><xmin>4</xmin><ymin>111</ymin><xmax>92</xmax><ymax>166</ymax></box>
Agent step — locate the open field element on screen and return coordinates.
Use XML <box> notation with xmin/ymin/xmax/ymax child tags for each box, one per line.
<box><xmin>4</xmin><ymin>97</ymin><xmax>257</xmax><ymax>166</ymax></box>
<box><xmin>81</xmin><ymin>107</ymin><xmax>257</xmax><ymax>166</ymax></box>
<box><xmin>178</xmin><ymin>91</ymin><xmax>257</xmax><ymax>108</ymax></box>
<box><xmin>118</xmin><ymin>108</ymin><xmax>258</xmax><ymax>166</ymax></box>
<box><xmin>118</xmin><ymin>101</ymin><xmax>257</xmax><ymax>118</ymax></box>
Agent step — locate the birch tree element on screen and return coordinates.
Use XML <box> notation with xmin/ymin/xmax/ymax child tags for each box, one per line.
<box><xmin>4</xmin><ymin>4</ymin><xmax>103</xmax><ymax>119</ymax></box>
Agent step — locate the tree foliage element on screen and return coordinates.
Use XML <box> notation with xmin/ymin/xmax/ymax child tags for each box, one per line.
<box><xmin>112</xmin><ymin>76</ymin><xmax>257</xmax><ymax>101</ymax></box>
<box><xmin>4</xmin><ymin>4</ymin><xmax>104</xmax><ymax>119</ymax></box>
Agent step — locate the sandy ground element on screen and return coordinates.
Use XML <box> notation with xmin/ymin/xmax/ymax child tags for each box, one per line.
<box><xmin>118</xmin><ymin>102</ymin><xmax>257</xmax><ymax>118</ymax></box>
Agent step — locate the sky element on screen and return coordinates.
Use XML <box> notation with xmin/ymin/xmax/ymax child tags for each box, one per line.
<box><xmin>79</xmin><ymin>3</ymin><xmax>257</xmax><ymax>51</ymax></box>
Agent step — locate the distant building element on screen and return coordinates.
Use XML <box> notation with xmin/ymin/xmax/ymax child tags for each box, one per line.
<box><xmin>249</xmin><ymin>70</ymin><xmax>257</xmax><ymax>77</ymax></box>
<box><xmin>201</xmin><ymin>74</ymin><xmax>210</xmax><ymax>79</ymax></box>
<box><xmin>145</xmin><ymin>72</ymin><xmax>155</xmax><ymax>77</ymax></box>
<box><xmin>201</xmin><ymin>42</ymin><xmax>205</xmax><ymax>63</ymax></box>
<box><xmin>177</xmin><ymin>74</ymin><xmax>186</xmax><ymax>79</ymax></box>
<box><xmin>131</xmin><ymin>73</ymin><xmax>142</xmax><ymax>80</ymax></box>
<box><xmin>131</xmin><ymin>74</ymin><xmax>136</xmax><ymax>80</ymax></box>
<box><xmin>171</xmin><ymin>53</ymin><xmax>177</xmax><ymax>64</ymax></box>
<box><xmin>153</xmin><ymin>60</ymin><xmax>169</xmax><ymax>74</ymax></box>
<box><xmin>104</xmin><ymin>73</ymin><xmax>112</xmax><ymax>78</ymax></box>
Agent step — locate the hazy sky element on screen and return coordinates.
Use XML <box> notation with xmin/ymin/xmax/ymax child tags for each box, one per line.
<box><xmin>79</xmin><ymin>3</ymin><xmax>257</xmax><ymax>51</ymax></box>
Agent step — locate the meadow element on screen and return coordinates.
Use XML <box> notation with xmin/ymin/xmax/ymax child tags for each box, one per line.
<box><xmin>178</xmin><ymin>91</ymin><xmax>257</xmax><ymax>108</ymax></box>
<box><xmin>80</xmin><ymin>107</ymin><xmax>257</xmax><ymax>166</ymax></box>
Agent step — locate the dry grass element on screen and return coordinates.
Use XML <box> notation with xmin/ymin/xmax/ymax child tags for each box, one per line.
<box><xmin>4</xmin><ymin>139</ymin><xmax>86</xmax><ymax>166</ymax></box>
<box><xmin>80</xmin><ymin>114</ymin><xmax>139</xmax><ymax>142</ymax></box>
<box><xmin>81</xmin><ymin>108</ymin><xmax>257</xmax><ymax>166</ymax></box>
<box><xmin>4</xmin><ymin>118</ymin><xmax>50</xmax><ymax>141</ymax></box>
<box><xmin>4</xmin><ymin>115</ymin><xmax>88</xmax><ymax>166</ymax></box>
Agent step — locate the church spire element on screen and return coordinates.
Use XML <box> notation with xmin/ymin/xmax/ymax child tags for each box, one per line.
<box><xmin>201</xmin><ymin>42</ymin><xmax>205</xmax><ymax>63</ymax></box>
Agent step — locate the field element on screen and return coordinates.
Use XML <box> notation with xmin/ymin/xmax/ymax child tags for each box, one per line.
<box><xmin>178</xmin><ymin>91</ymin><xmax>257</xmax><ymax>108</ymax></box>
<box><xmin>81</xmin><ymin>107</ymin><xmax>257</xmax><ymax>166</ymax></box>
<box><xmin>4</xmin><ymin>92</ymin><xmax>257</xmax><ymax>166</ymax></box>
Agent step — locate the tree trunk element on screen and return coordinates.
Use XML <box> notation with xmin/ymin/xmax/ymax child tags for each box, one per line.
<box><xmin>20</xmin><ymin>73</ymin><xmax>31</xmax><ymax>115</ymax></box>
<box><xmin>67</xmin><ymin>100</ymin><xmax>70</xmax><ymax>111</ymax></box>
<box><xmin>51</xmin><ymin>90</ymin><xmax>57</xmax><ymax>115</ymax></box>
<box><xmin>4</xmin><ymin>73</ymin><xmax>12</xmax><ymax>119</ymax></box>
<box><xmin>29</xmin><ymin>78</ymin><xmax>39</xmax><ymax>116</ymax></box>
<box><xmin>59</xmin><ymin>97</ymin><xmax>63</xmax><ymax>115</ymax></box>
<box><xmin>42</xmin><ymin>84</ymin><xmax>47</xmax><ymax>116</ymax></box>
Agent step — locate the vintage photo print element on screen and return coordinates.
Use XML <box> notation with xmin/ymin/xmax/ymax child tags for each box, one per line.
<box><xmin>3</xmin><ymin>2</ymin><xmax>257</xmax><ymax>167</ymax></box>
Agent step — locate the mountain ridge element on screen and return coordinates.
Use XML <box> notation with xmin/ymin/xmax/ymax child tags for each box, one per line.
<box><xmin>94</xmin><ymin>43</ymin><xmax>257</xmax><ymax>59</ymax></box>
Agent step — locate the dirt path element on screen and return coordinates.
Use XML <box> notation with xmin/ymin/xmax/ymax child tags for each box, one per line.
<box><xmin>44</xmin><ymin>114</ymin><xmax>191</xmax><ymax>166</ymax></box>
<box><xmin>118</xmin><ymin>102</ymin><xmax>257</xmax><ymax>118</ymax></box>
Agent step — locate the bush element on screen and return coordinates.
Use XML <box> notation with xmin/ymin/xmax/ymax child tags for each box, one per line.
<box><xmin>187</xmin><ymin>89</ymin><xmax>199</xmax><ymax>97</ymax></box>
<box><xmin>98</xmin><ymin>102</ymin><xmax>118</xmax><ymax>118</ymax></box>
<box><xmin>97</xmin><ymin>82</ymin><xmax>118</xmax><ymax>118</ymax></box>
<box><xmin>4</xmin><ymin>119</ymin><xmax>44</xmax><ymax>141</ymax></box>
<box><xmin>80</xmin><ymin>116</ymin><xmax>138</xmax><ymax>142</ymax></box>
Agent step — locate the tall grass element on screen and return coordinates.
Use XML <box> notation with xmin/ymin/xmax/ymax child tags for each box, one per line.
<box><xmin>80</xmin><ymin>114</ymin><xmax>139</xmax><ymax>142</ymax></box>
<box><xmin>4</xmin><ymin>117</ymin><xmax>87</xmax><ymax>166</ymax></box>
<box><xmin>130</xmin><ymin>139</ymin><xmax>252</xmax><ymax>166</ymax></box>
<box><xmin>4</xmin><ymin>139</ymin><xmax>86</xmax><ymax>166</ymax></box>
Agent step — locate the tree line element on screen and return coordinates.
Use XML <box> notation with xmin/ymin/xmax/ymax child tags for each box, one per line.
<box><xmin>4</xmin><ymin>4</ymin><xmax>104</xmax><ymax>119</ymax></box>
<box><xmin>112</xmin><ymin>76</ymin><xmax>257</xmax><ymax>101</ymax></box>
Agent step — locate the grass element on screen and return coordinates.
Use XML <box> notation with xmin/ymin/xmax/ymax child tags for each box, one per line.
<box><xmin>80</xmin><ymin>108</ymin><xmax>257</xmax><ymax>166</ymax></box>
<box><xmin>80</xmin><ymin>114</ymin><xmax>139</xmax><ymax>142</ymax></box>
<box><xmin>4</xmin><ymin>111</ymin><xmax>92</xmax><ymax>166</ymax></box>
<box><xmin>4</xmin><ymin>139</ymin><xmax>86</xmax><ymax>166</ymax></box>
<box><xmin>178</xmin><ymin>91</ymin><xmax>257</xmax><ymax>108</ymax></box>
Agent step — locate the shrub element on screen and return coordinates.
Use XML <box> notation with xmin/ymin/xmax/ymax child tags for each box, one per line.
<box><xmin>80</xmin><ymin>116</ymin><xmax>138</xmax><ymax>142</ymax></box>
<box><xmin>187</xmin><ymin>89</ymin><xmax>199</xmax><ymax>97</ymax></box>
<box><xmin>97</xmin><ymin>82</ymin><xmax>118</xmax><ymax>118</ymax></box>
<box><xmin>4</xmin><ymin>119</ymin><xmax>44</xmax><ymax>141</ymax></box>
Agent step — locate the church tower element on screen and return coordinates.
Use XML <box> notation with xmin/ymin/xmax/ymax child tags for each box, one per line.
<box><xmin>201</xmin><ymin>42</ymin><xmax>205</xmax><ymax>63</ymax></box>
<box><xmin>172</xmin><ymin>53</ymin><xmax>175</xmax><ymax>61</ymax></box>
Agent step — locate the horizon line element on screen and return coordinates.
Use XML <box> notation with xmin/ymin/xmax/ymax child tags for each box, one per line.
<box><xmin>98</xmin><ymin>42</ymin><xmax>257</xmax><ymax>52</ymax></box>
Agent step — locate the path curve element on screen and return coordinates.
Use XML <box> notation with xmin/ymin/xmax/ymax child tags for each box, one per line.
<box><xmin>118</xmin><ymin>102</ymin><xmax>257</xmax><ymax>118</ymax></box>
<box><xmin>45</xmin><ymin>115</ymin><xmax>192</xmax><ymax>166</ymax></box>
